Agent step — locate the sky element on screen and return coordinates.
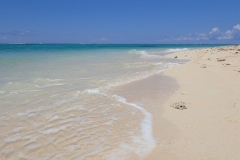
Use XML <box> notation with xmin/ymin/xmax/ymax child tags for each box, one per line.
<box><xmin>0</xmin><ymin>0</ymin><xmax>240</xmax><ymax>44</ymax></box>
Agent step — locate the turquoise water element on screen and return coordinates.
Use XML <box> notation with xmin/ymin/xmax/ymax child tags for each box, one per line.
<box><xmin>0</xmin><ymin>44</ymin><xmax>228</xmax><ymax>159</ymax></box>
<box><xmin>0</xmin><ymin>44</ymin><xmax>226</xmax><ymax>84</ymax></box>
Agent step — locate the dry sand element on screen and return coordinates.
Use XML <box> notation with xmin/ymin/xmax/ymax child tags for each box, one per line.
<box><xmin>151</xmin><ymin>45</ymin><xmax>240</xmax><ymax>160</ymax></box>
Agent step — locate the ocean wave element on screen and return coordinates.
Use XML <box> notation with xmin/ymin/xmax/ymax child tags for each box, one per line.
<box><xmin>34</xmin><ymin>78</ymin><xmax>64</xmax><ymax>83</ymax></box>
<box><xmin>46</xmin><ymin>78</ymin><xmax>63</xmax><ymax>82</ymax></box>
<box><xmin>123</xmin><ymin>62</ymin><xmax>162</xmax><ymax>69</ymax></box>
<box><xmin>9</xmin><ymin>90</ymin><xmax>40</xmax><ymax>95</ymax></box>
<box><xmin>82</xmin><ymin>89</ymin><xmax>107</xmax><ymax>96</ymax></box>
<box><xmin>35</xmin><ymin>83</ymin><xmax>64</xmax><ymax>88</ymax></box>
<box><xmin>129</xmin><ymin>49</ymin><xmax>164</xmax><ymax>59</ymax></box>
<box><xmin>165</xmin><ymin>62</ymin><xmax>181</xmax><ymax>67</ymax></box>
<box><xmin>105</xmin><ymin>63</ymin><xmax>177</xmax><ymax>90</ymax></box>
<box><xmin>165</xmin><ymin>48</ymin><xmax>189</xmax><ymax>52</ymax></box>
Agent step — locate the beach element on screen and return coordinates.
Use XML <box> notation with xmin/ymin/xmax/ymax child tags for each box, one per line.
<box><xmin>0</xmin><ymin>44</ymin><xmax>191</xmax><ymax>159</ymax></box>
<box><xmin>145</xmin><ymin>45</ymin><xmax>240</xmax><ymax>159</ymax></box>
<box><xmin>1</xmin><ymin>44</ymin><xmax>239</xmax><ymax>159</ymax></box>
<box><xmin>1</xmin><ymin>0</ymin><xmax>239</xmax><ymax>159</ymax></box>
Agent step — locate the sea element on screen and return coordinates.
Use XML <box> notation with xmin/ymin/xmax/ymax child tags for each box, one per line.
<box><xmin>0</xmin><ymin>44</ymin><xmax>226</xmax><ymax>160</ymax></box>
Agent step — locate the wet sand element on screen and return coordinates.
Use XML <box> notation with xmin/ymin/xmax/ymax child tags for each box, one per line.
<box><xmin>111</xmin><ymin>74</ymin><xmax>180</xmax><ymax>159</ymax></box>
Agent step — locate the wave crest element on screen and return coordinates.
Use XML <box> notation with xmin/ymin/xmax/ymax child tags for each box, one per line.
<box><xmin>129</xmin><ymin>50</ymin><xmax>163</xmax><ymax>58</ymax></box>
<box><xmin>165</xmin><ymin>48</ymin><xmax>189</xmax><ymax>52</ymax></box>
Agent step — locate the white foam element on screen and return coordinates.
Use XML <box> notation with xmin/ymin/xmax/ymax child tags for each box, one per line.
<box><xmin>166</xmin><ymin>62</ymin><xmax>181</xmax><ymax>68</ymax></box>
<box><xmin>10</xmin><ymin>90</ymin><xmax>40</xmax><ymax>95</ymax></box>
<box><xmin>48</xmin><ymin>115</ymin><xmax>59</xmax><ymax>121</ymax></box>
<box><xmin>82</xmin><ymin>89</ymin><xmax>107</xmax><ymax>96</ymax></box>
<box><xmin>165</xmin><ymin>48</ymin><xmax>189</xmax><ymax>52</ymax></box>
<box><xmin>111</xmin><ymin>95</ymin><xmax>156</xmax><ymax>158</ymax></box>
<box><xmin>140</xmin><ymin>53</ymin><xmax>163</xmax><ymax>59</ymax></box>
<box><xmin>105</xmin><ymin>68</ymin><xmax>167</xmax><ymax>89</ymax></box>
<box><xmin>104</xmin><ymin>61</ymin><xmax>183</xmax><ymax>90</ymax></box>
<box><xmin>4</xmin><ymin>135</ymin><xmax>22</xmax><ymax>142</ymax></box>
<box><xmin>34</xmin><ymin>78</ymin><xmax>64</xmax><ymax>88</ymax></box>
<box><xmin>129</xmin><ymin>50</ymin><xmax>163</xmax><ymax>59</ymax></box>
<box><xmin>83</xmin><ymin>89</ymin><xmax>100</xmax><ymax>94</ymax></box>
<box><xmin>46</xmin><ymin>78</ymin><xmax>63</xmax><ymax>82</ymax></box>
<box><xmin>63</xmin><ymin>105</ymin><xmax>85</xmax><ymax>112</ymax></box>
<box><xmin>75</xmin><ymin>91</ymin><xmax>81</xmax><ymax>97</ymax></box>
<box><xmin>45</xmin><ymin>83</ymin><xmax>64</xmax><ymax>87</ymax></box>
<box><xmin>17</xmin><ymin>99</ymin><xmax>72</xmax><ymax>118</ymax></box>
<box><xmin>35</xmin><ymin>84</ymin><xmax>44</xmax><ymax>88</ymax></box>
<box><xmin>105</xmin><ymin>120</ymin><xmax>113</xmax><ymax>126</ymax></box>
<box><xmin>22</xmin><ymin>135</ymin><xmax>38</xmax><ymax>143</ymax></box>
<box><xmin>34</xmin><ymin>78</ymin><xmax>63</xmax><ymax>82</ymax></box>
<box><xmin>39</xmin><ymin>123</ymin><xmax>72</xmax><ymax>135</ymax></box>
<box><xmin>0</xmin><ymin>91</ymin><xmax>5</xmax><ymax>94</ymax></box>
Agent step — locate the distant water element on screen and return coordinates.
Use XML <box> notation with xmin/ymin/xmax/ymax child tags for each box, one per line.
<box><xmin>0</xmin><ymin>44</ymin><xmax>227</xmax><ymax>159</ymax></box>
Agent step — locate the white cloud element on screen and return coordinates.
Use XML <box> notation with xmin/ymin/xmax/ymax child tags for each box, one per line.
<box><xmin>163</xmin><ymin>33</ymin><xmax>209</xmax><ymax>41</ymax></box>
<box><xmin>217</xmin><ymin>30</ymin><xmax>232</xmax><ymax>40</ymax></box>
<box><xmin>233</xmin><ymin>24</ymin><xmax>240</xmax><ymax>30</ymax></box>
<box><xmin>209</xmin><ymin>27</ymin><xmax>220</xmax><ymax>35</ymax></box>
<box><xmin>163</xmin><ymin>24</ymin><xmax>240</xmax><ymax>41</ymax></box>
<box><xmin>218</xmin><ymin>24</ymin><xmax>240</xmax><ymax>40</ymax></box>
<box><xmin>209</xmin><ymin>27</ymin><xmax>221</xmax><ymax>39</ymax></box>
<box><xmin>196</xmin><ymin>33</ymin><xmax>208</xmax><ymax>40</ymax></box>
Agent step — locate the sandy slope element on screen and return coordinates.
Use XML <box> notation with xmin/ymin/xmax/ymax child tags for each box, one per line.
<box><xmin>158</xmin><ymin>45</ymin><xmax>240</xmax><ymax>160</ymax></box>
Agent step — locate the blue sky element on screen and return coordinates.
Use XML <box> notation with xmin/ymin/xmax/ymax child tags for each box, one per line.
<box><xmin>0</xmin><ymin>0</ymin><xmax>240</xmax><ymax>44</ymax></box>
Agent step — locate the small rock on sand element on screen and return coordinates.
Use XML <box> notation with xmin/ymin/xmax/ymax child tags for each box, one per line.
<box><xmin>175</xmin><ymin>56</ymin><xmax>178</xmax><ymax>58</ymax></box>
<box><xmin>201</xmin><ymin>64</ymin><xmax>206</xmax><ymax>68</ymax></box>
<box><xmin>223</xmin><ymin>63</ymin><xmax>231</xmax><ymax>66</ymax></box>
<box><xmin>171</xmin><ymin>101</ymin><xmax>187</xmax><ymax>110</ymax></box>
<box><xmin>217</xmin><ymin>58</ymin><xmax>226</xmax><ymax>62</ymax></box>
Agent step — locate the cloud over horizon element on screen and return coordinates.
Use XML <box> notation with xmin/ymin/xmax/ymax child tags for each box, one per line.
<box><xmin>164</xmin><ymin>24</ymin><xmax>240</xmax><ymax>42</ymax></box>
<box><xmin>0</xmin><ymin>31</ymin><xmax>31</xmax><ymax>42</ymax></box>
<box><xmin>218</xmin><ymin>24</ymin><xmax>240</xmax><ymax>40</ymax></box>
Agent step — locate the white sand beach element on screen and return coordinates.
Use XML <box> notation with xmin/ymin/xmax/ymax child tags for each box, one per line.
<box><xmin>146</xmin><ymin>45</ymin><xmax>240</xmax><ymax>159</ymax></box>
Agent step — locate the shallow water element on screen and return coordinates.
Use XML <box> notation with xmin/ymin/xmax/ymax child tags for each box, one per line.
<box><xmin>0</xmin><ymin>44</ymin><xmax>224</xmax><ymax>159</ymax></box>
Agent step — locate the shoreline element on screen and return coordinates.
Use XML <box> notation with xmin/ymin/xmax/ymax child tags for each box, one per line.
<box><xmin>147</xmin><ymin>45</ymin><xmax>240</xmax><ymax>159</ymax></box>
<box><xmin>110</xmin><ymin>74</ymin><xmax>180</xmax><ymax>159</ymax></box>
<box><xmin>1</xmin><ymin>44</ymin><xmax>239</xmax><ymax>159</ymax></box>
